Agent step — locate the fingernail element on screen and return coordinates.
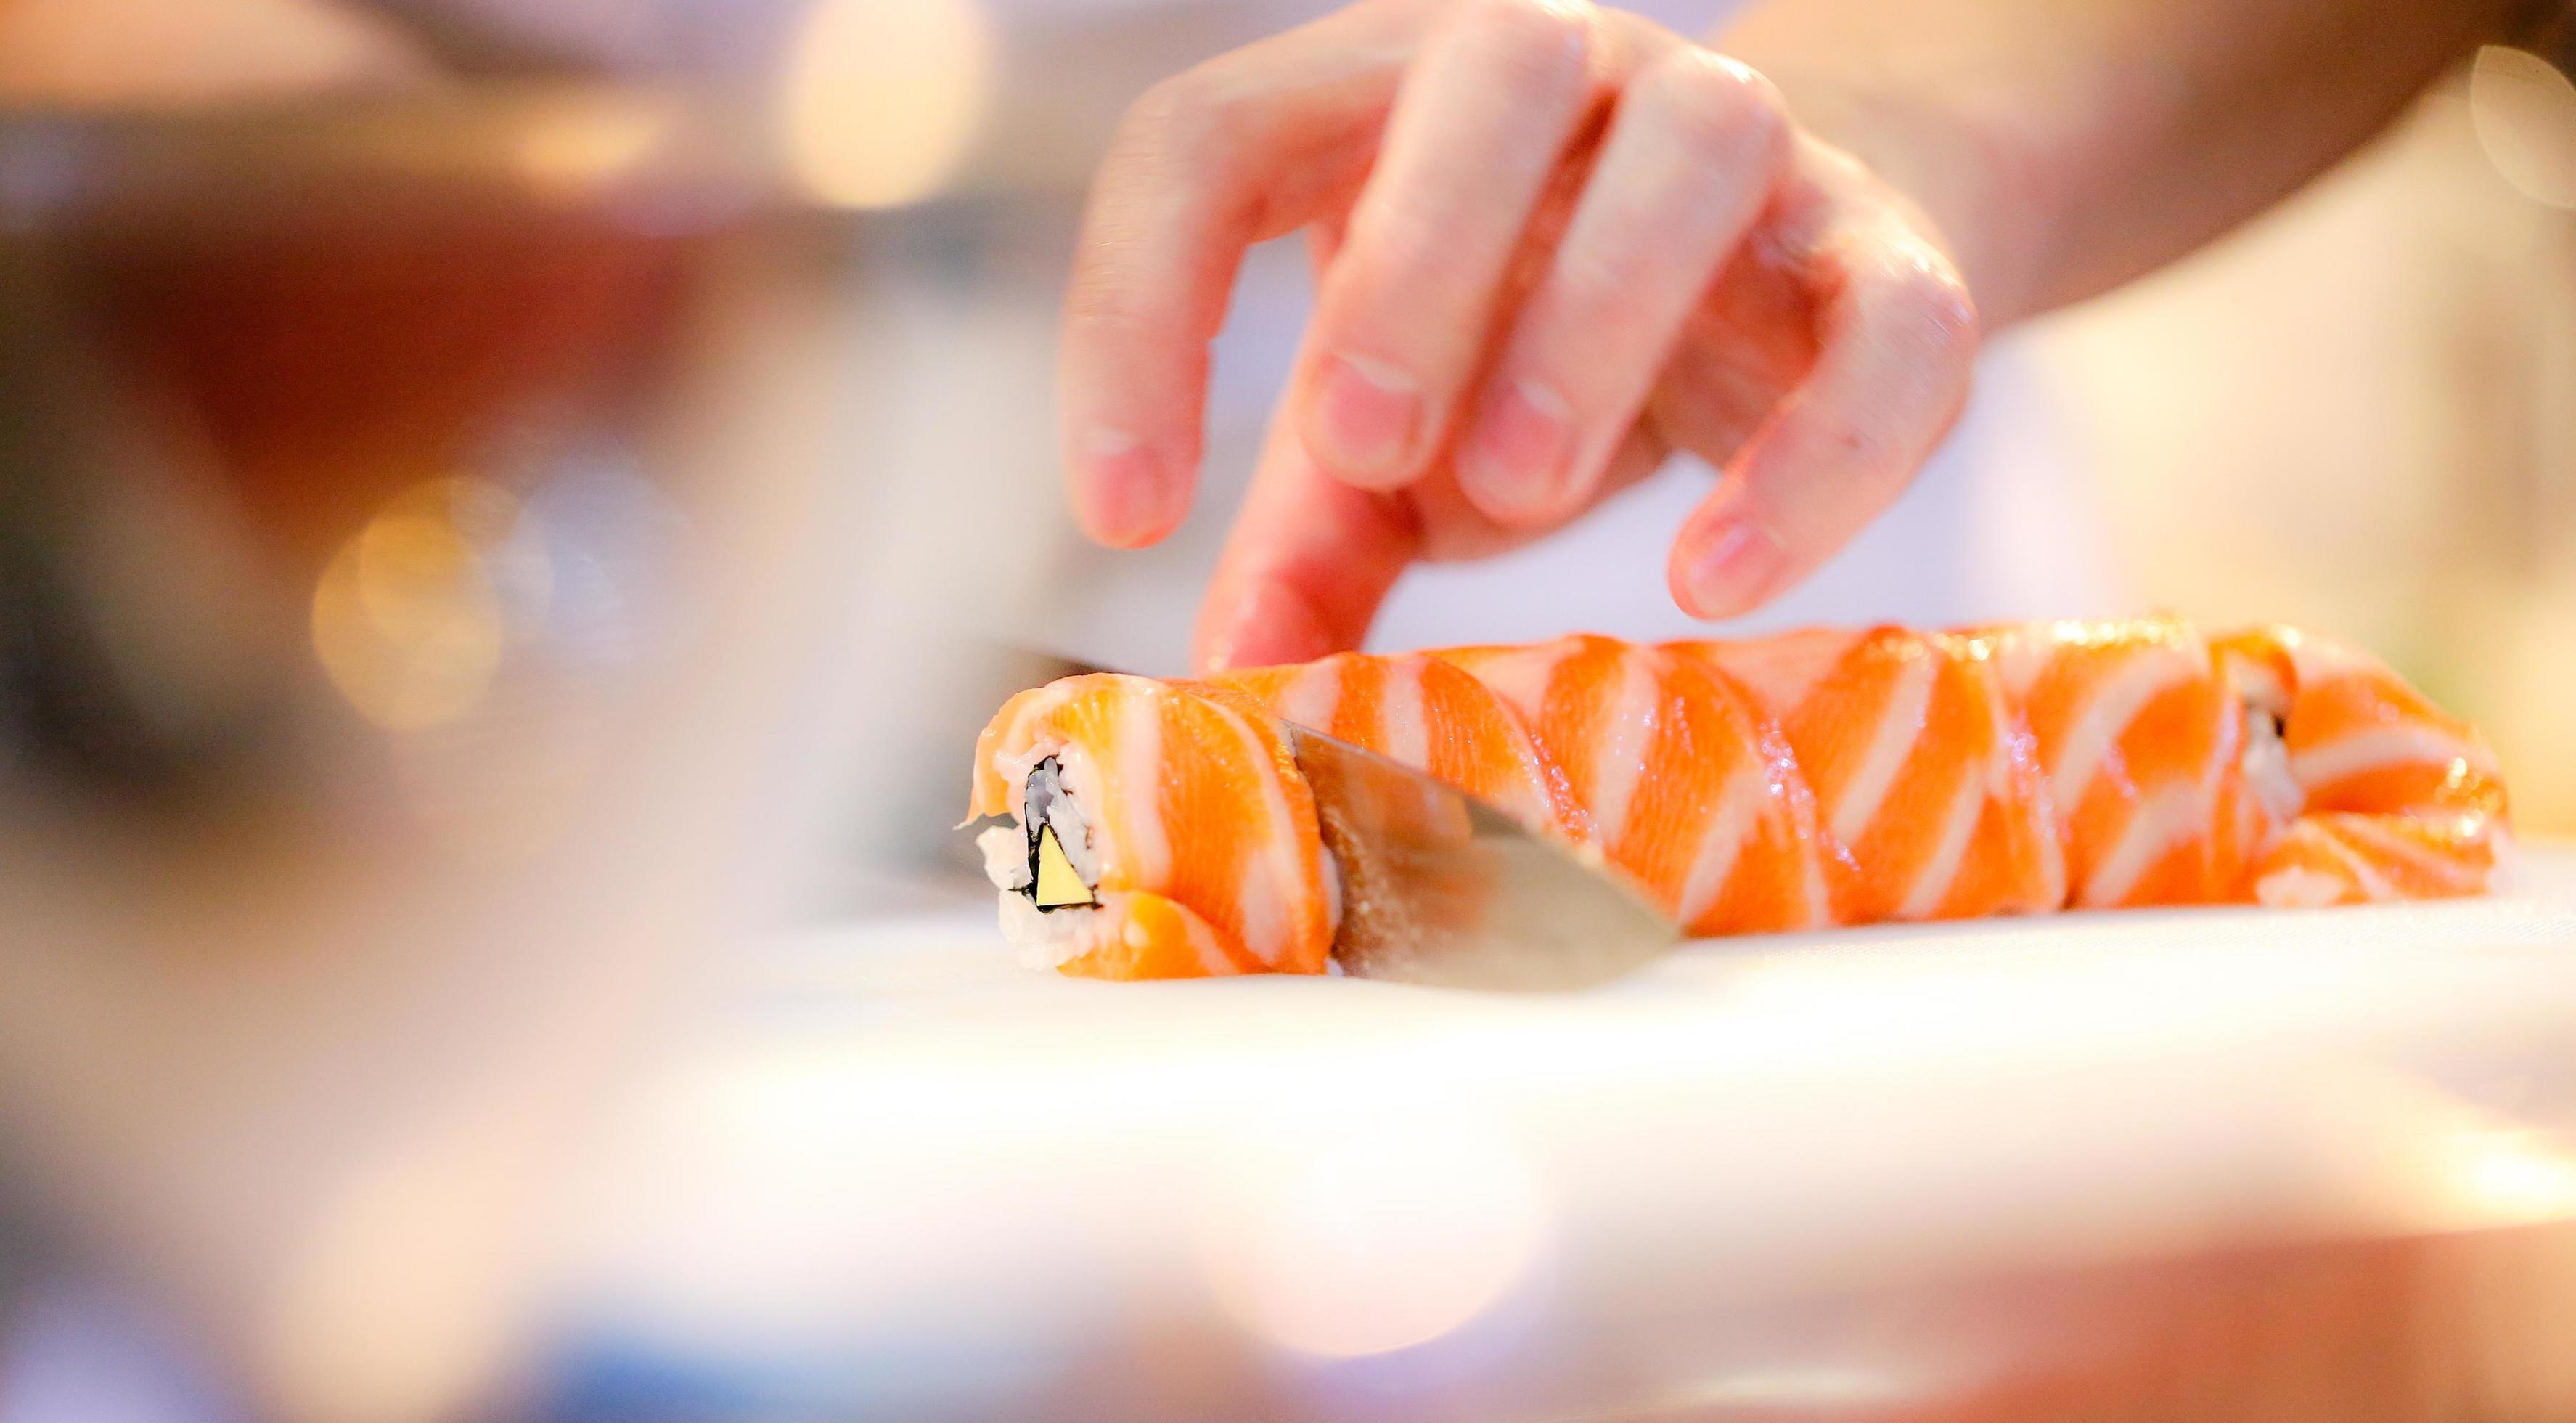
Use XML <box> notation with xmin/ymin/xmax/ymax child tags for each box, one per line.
<box><xmin>1308</xmin><ymin>352</ymin><xmax>1421</xmax><ymax>481</ymax></box>
<box><xmin>1462</xmin><ymin>378</ymin><xmax>1574</xmax><ymax>519</ymax></box>
<box><xmin>1680</xmin><ymin>518</ymin><xmax>1788</xmax><ymax>617</ymax></box>
<box><xmin>1080</xmin><ymin>428</ymin><xmax>1174</xmax><ymax>547</ymax></box>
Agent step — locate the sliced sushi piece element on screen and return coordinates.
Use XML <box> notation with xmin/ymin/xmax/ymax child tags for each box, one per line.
<box><xmin>1203</xmin><ymin>651</ymin><xmax>1586</xmax><ymax>841</ymax></box>
<box><xmin>1974</xmin><ymin>616</ymin><xmax>2283</xmax><ymax>908</ymax></box>
<box><xmin>2219</xmin><ymin>625</ymin><xmax>2511</xmax><ymax>906</ymax></box>
<box><xmin>1431</xmin><ymin>635</ymin><xmax>1830</xmax><ymax>937</ymax></box>
<box><xmin>967</xmin><ymin>673</ymin><xmax>1336</xmax><ymax>978</ymax></box>
<box><xmin>1669</xmin><ymin>626</ymin><xmax>2062</xmax><ymax>924</ymax></box>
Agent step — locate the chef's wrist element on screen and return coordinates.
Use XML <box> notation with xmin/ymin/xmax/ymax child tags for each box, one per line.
<box><xmin>1724</xmin><ymin>57</ymin><xmax>2061</xmax><ymax>333</ymax></box>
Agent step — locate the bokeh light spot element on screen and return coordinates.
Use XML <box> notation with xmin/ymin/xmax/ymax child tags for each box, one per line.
<box><xmin>510</xmin><ymin>96</ymin><xmax>676</xmax><ymax>203</ymax></box>
<box><xmin>312</xmin><ymin>479</ymin><xmax>519</xmax><ymax>731</ymax></box>
<box><xmin>2470</xmin><ymin>45</ymin><xmax>2576</xmax><ymax>209</ymax></box>
<box><xmin>777</xmin><ymin>0</ymin><xmax>995</xmax><ymax>210</ymax></box>
<box><xmin>2448</xmin><ymin>1126</ymin><xmax>2576</xmax><ymax>1228</ymax></box>
<box><xmin>1199</xmin><ymin>1119</ymin><xmax>1546</xmax><ymax>1359</ymax></box>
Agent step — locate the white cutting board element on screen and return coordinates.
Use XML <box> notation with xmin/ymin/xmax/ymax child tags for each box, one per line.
<box><xmin>538</xmin><ymin>847</ymin><xmax>2576</xmax><ymax>1419</ymax></box>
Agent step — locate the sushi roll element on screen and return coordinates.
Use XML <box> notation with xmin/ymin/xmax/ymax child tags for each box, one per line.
<box><xmin>967</xmin><ymin>623</ymin><xmax>2511</xmax><ymax>981</ymax></box>
<box><xmin>967</xmin><ymin>673</ymin><xmax>1337</xmax><ymax>978</ymax></box>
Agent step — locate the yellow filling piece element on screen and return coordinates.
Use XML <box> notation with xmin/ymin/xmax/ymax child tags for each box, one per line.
<box><xmin>1033</xmin><ymin>823</ymin><xmax>1096</xmax><ymax>909</ymax></box>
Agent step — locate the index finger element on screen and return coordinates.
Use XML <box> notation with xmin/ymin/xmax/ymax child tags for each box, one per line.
<box><xmin>1061</xmin><ymin>4</ymin><xmax>1415</xmax><ymax>548</ymax></box>
<box><xmin>1193</xmin><ymin>417</ymin><xmax>1423</xmax><ymax>672</ymax></box>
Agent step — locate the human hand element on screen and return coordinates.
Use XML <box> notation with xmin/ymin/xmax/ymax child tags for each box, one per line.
<box><xmin>1059</xmin><ymin>0</ymin><xmax>1980</xmax><ymax>670</ymax></box>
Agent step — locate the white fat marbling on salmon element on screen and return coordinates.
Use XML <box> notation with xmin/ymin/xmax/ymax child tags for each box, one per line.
<box><xmin>2050</xmin><ymin>649</ymin><xmax>2191</xmax><ymax>812</ymax></box>
<box><xmin>2332</xmin><ymin>815</ymin><xmax>2481</xmax><ymax>892</ymax></box>
<box><xmin>1491</xmin><ymin>715</ymin><xmax>1561</xmax><ymax>828</ymax></box>
<box><xmin>1795</xmin><ymin>834</ymin><xmax>1832</xmax><ymax>930</ymax></box>
<box><xmin>1461</xmin><ymin>640</ymin><xmax>1575</xmax><ymax>725</ymax></box>
<box><xmin>1203</xmin><ymin>694</ymin><xmax>1314</xmax><ymax>966</ymax></box>
<box><xmin>1828</xmin><ymin>648</ymin><xmax>1937</xmax><ymax>848</ymax></box>
<box><xmin>2231</xmin><ymin>770</ymin><xmax>2272</xmax><ymax>864</ymax></box>
<box><xmin>1967</xmin><ymin>647</ymin><xmax>2067</xmax><ymax>910</ymax></box>
<box><xmin>2191</xmin><ymin>685</ymin><xmax>2238</xmax><ymax>833</ymax></box>
<box><xmin>2225</xmin><ymin>652</ymin><xmax>2291</xmax><ymax>716</ymax></box>
<box><xmin>1698</xmin><ymin>628</ymin><xmax>1860</xmax><ymax>712</ymax></box>
<box><xmin>2078</xmin><ymin>782</ymin><xmax>2203</xmax><ymax>907</ymax></box>
<box><xmin>2289</xmin><ymin>725</ymin><xmax>2491</xmax><ymax>792</ymax></box>
<box><xmin>2317</xmin><ymin>824</ymin><xmax>2399</xmax><ymax>901</ymax></box>
<box><xmin>1180</xmin><ymin>903</ymin><xmax>1238</xmax><ymax>974</ymax></box>
<box><xmin>987</xmin><ymin>682</ymin><xmax>1076</xmax><ymax>813</ymax></box>
<box><xmin>1585</xmin><ymin>646</ymin><xmax>1661</xmax><ymax>849</ymax></box>
<box><xmin>2279</xmin><ymin>629</ymin><xmax>2395</xmax><ymax>691</ymax></box>
<box><xmin>1113</xmin><ymin>682</ymin><xmax>1172</xmax><ymax>885</ymax></box>
<box><xmin>1896</xmin><ymin>772</ymin><xmax>1987</xmax><ymax>919</ymax></box>
<box><xmin>1275</xmin><ymin>658</ymin><xmax>1348</xmax><ymax>733</ymax></box>
<box><xmin>1673</xmin><ymin>766</ymin><xmax>1767</xmax><ymax>925</ymax></box>
<box><xmin>1232</xmin><ymin>854</ymin><xmax>1288</xmax><ymax>966</ymax></box>
<box><xmin>987</xmin><ymin>738</ymin><xmax>1047</xmax><ymax>822</ymax></box>
<box><xmin>1988</xmin><ymin>624</ymin><xmax>2065</xmax><ymax>700</ymax></box>
<box><xmin>1379</xmin><ymin>658</ymin><xmax>1431</xmax><ymax>771</ymax></box>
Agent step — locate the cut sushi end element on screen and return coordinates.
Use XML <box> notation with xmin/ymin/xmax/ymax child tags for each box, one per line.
<box><xmin>979</xmin><ymin>754</ymin><xmax>1113</xmax><ymax>970</ymax></box>
<box><xmin>2239</xmin><ymin>701</ymin><xmax>2304</xmax><ymax>825</ymax></box>
<box><xmin>2247</xmin><ymin>810</ymin><xmax>2506</xmax><ymax>908</ymax></box>
<box><xmin>994</xmin><ymin>880</ymin><xmax>1093</xmax><ymax>969</ymax></box>
<box><xmin>976</xmin><ymin>755</ymin><xmax>1263</xmax><ymax>976</ymax></box>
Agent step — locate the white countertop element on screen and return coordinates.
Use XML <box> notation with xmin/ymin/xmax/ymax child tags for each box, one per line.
<box><xmin>534</xmin><ymin>847</ymin><xmax>2576</xmax><ymax>1419</ymax></box>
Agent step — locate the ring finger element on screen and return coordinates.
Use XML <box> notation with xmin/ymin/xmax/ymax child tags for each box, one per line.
<box><xmin>1455</xmin><ymin>47</ymin><xmax>1792</xmax><ymax>525</ymax></box>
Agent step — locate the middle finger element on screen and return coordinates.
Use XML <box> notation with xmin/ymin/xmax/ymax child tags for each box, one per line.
<box><xmin>1289</xmin><ymin>0</ymin><xmax>1599</xmax><ymax>491</ymax></box>
<box><xmin>1456</xmin><ymin>48</ymin><xmax>1791</xmax><ymax>525</ymax></box>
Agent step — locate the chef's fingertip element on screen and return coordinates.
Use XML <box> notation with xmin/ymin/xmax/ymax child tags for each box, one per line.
<box><xmin>1074</xmin><ymin>428</ymin><xmax>1185</xmax><ymax>547</ymax></box>
<box><xmin>1673</xmin><ymin>515</ymin><xmax>1788</xmax><ymax>619</ymax></box>
<box><xmin>1194</xmin><ymin>578</ymin><xmax>1346</xmax><ymax>674</ymax></box>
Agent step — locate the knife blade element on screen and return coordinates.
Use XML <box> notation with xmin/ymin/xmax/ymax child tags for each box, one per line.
<box><xmin>994</xmin><ymin>648</ymin><xmax>1680</xmax><ymax>991</ymax></box>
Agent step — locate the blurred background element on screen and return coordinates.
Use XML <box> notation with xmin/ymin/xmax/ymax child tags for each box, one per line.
<box><xmin>0</xmin><ymin>0</ymin><xmax>2572</xmax><ymax>1419</ymax></box>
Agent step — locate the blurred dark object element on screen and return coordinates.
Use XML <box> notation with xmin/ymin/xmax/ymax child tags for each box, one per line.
<box><xmin>0</xmin><ymin>87</ymin><xmax>762</xmax><ymax>803</ymax></box>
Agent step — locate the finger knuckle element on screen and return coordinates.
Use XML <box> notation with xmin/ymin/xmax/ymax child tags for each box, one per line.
<box><xmin>1344</xmin><ymin>176</ymin><xmax>1462</xmax><ymax>285</ymax></box>
<box><xmin>1118</xmin><ymin>73</ymin><xmax>1193</xmax><ymax>144</ymax></box>
<box><xmin>1060</xmin><ymin>271</ymin><xmax>1145</xmax><ymax>332</ymax></box>
<box><xmin>1548</xmin><ymin>245</ymin><xmax>1657</xmax><ymax>329</ymax></box>
<box><xmin>1118</xmin><ymin>66</ymin><xmax>1248</xmax><ymax>171</ymax></box>
<box><xmin>1635</xmin><ymin>50</ymin><xmax>1788</xmax><ymax>165</ymax></box>
<box><xmin>1446</xmin><ymin>0</ymin><xmax>1593</xmax><ymax>89</ymax></box>
<box><xmin>1871</xmin><ymin>255</ymin><xmax>1980</xmax><ymax>372</ymax></box>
